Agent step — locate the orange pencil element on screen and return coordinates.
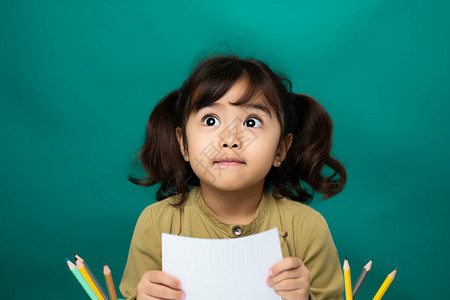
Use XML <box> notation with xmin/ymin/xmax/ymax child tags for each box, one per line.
<box><xmin>104</xmin><ymin>264</ymin><xmax>118</xmax><ymax>300</ymax></box>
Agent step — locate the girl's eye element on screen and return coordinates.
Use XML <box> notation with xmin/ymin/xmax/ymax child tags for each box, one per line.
<box><xmin>203</xmin><ymin>116</ymin><xmax>220</xmax><ymax>126</ymax></box>
<box><xmin>244</xmin><ymin>117</ymin><xmax>262</xmax><ymax>128</ymax></box>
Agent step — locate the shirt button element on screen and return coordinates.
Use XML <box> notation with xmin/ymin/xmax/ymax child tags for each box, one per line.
<box><xmin>232</xmin><ymin>226</ymin><xmax>243</xmax><ymax>236</ymax></box>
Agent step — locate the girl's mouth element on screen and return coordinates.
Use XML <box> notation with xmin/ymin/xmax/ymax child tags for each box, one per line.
<box><xmin>214</xmin><ymin>158</ymin><xmax>245</xmax><ymax>167</ymax></box>
<box><xmin>216</xmin><ymin>161</ymin><xmax>245</xmax><ymax>167</ymax></box>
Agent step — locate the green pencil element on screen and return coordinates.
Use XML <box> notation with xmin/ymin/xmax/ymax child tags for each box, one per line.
<box><xmin>66</xmin><ymin>258</ymin><xmax>99</xmax><ymax>300</ymax></box>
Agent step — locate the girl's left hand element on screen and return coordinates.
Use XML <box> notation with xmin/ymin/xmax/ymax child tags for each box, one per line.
<box><xmin>266</xmin><ymin>257</ymin><xmax>310</xmax><ymax>300</ymax></box>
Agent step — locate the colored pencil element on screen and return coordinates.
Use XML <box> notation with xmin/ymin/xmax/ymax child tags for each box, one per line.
<box><xmin>76</xmin><ymin>256</ymin><xmax>105</xmax><ymax>300</ymax></box>
<box><xmin>104</xmin><ymin>264</ymin><xmax>118</xmax><ymax>300</ymax></box>
<box><xmin>352</xmin><ymin>259</ymin><xmax>372</xmax><ymax>298</ymax></box>
<box><xmin>75</xmin><ymin>254</ymin><xmax>109</xmax><ymax>300</ymax></box>
<box><xmin>372</xmin><ymin>269</ymin><xmax>397</xmax><ymax>300</ymax></box>
<box><xmin>343</xmin><ymin>258</ymin><xmax>353</xmax><ymax>300</ymax></box>
<box><xmin>66</xmin><ymin>258</ymin><xmax>99</xmax><ymax>300</ymax></box>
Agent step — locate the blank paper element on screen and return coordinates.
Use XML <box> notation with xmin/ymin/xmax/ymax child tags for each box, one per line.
<box><xmin>162</xmin><ymin>227</ymin><xmax>282</xmax><ymax>300</ymax></box>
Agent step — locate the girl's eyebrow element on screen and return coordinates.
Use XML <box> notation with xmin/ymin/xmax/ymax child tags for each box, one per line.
<box><xmin>198</xmin><ymin>102</ymin><xmax>273</xmax><ymax>118</ymax></box>
<box><xmin>244</xmin><ymin>103</ymin><xmax>273</xmax><ymax>118</ymax></box>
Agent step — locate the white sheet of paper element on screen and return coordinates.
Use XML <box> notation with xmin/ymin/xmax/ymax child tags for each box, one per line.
<box><xmin>162</xmin><ymin>227</ymin><xmax>282</xmax><ymax>300</ymax></box>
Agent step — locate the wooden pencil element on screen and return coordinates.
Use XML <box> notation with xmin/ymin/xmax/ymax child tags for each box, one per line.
<box><xmin>104</xmin><ymin>264</ymin><xmax>118</xmax><ymax>300</ymax></box>
<box><xmin>76</xmin><ymin>256</ymin><xmax>105</xmax><ymax>300</ymax></box>
<box><xmin>352</xmin><ymin>259</ymin><xmax>372</xmax><ymax>298</ymax></box>
<box><xmin>66</xmin><ymin>258</ymin><xmax>99</xmax><ymax>300</ymax></box>
<box><xmin>372</xmin><ymin>269</ymin><xmax>397</xmax><ymax>300</ymax></box>
<box><xmin>343</xmin><ymin>258</ymin><xmax>353</xmax><ymax>300</ymax></box>
<box><xmin>75</xmin><ymin>254</ymin><xmax>109</xmax><ymax>300</ymax></box>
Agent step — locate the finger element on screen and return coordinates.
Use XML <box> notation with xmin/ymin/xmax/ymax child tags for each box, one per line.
<box><xmin>267</xmin><ymin>268</ymin><xmax>303</xmax><ymax>287</ymax></box>
<box><xmin>272</xmin><ymin>277</ymin><xmax>304</xmax><ymax>292</ymax></box>
<box><xmin>146</xmin><ymin>271</ymin><xmax>182</xmax><ymax>290</ymax></box>
<box><xmin>138</xmin><ymin>271</ymin><xmax>185</xmax><ymax>300</ymax></box>
<box><xmin>140</xmin><ymin>293</ymin><xmax>184</xmax><ymax>300</ymax></box>
<box><xmin>276</xmin><ymin>287</ymin><xmax>309</xmax><ymax>300</ymax></box>
<box><xmin>144</xmin><ymin>282</ymin><xmax>185</xmax><ymax>300</ymax></box>
<box><xmin>138</xmin><ymin>292</ymin><xmax>172</xmax><ymax>300</ymax></box>
<box><xmin>269</xmin><ymin>257</ymin><xmax>303</xmax><ymax>277</ymax></box>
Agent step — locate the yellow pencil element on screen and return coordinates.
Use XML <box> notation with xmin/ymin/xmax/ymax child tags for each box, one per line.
<box><xmin>66</xmin><ymin>258</ymin><xmax>98</xmax><ymax>300</ymax></box>
<box><xmin>75</xmin><ymin>254</ymin><xmax>109</xmax><ymax>300</ymax></box>
<box><xmin>76</xmin><ymin>258</ymin><xmax>104</xmax><ymax>300</ymax></box>
<box><xmin>372</xmin><ymin>269</ymin><xmax>397</xmax><ymax>300</ymax></box>
<box><xmin>343</xmin><ymin>258</ymin><xmax>353</xmax><ymax>300</ymax></box>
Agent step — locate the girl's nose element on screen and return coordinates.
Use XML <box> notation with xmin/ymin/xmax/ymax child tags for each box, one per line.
<box><xmin>221</xmin><ymin>133</ymin><xmax>242</xmax><ymax>149</ymax></box>
<box><xmin>222</xmin><ymin>143</ymin><xmax>238</xmax><ymax>148</ymax></box>
<box><xmin>219</xmin><ymin>120</ymin><xmax>243</xmax><ymax>149</ymax></box>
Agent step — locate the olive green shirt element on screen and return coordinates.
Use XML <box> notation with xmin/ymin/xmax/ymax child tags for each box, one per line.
<box><xmin>120</xmin><ymin>188</ymin><xmax>343</xmax><ymax>300</ymax></box>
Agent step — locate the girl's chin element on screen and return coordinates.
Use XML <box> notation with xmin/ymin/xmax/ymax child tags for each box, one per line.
<box><xmin>198</xmin><ymin>177</ymin><xmax>265</xmax><ymax>193</ymax></box>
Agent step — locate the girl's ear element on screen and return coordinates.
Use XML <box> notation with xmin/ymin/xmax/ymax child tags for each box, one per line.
<box><xmin>273</xmin><ymin>133</ymin><xmax>293</xmax><ymax>167</ymax></box>
<box><xmin>176</xmin><ymin>127</ymin><xmax>189</xmax><ymax>162</ymax></box>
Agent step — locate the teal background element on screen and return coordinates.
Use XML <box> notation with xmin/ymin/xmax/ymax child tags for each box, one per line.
<box><xmin>1</xmin><ymin>1</ymin><xmax>449</xmax><ymax>299</ymax></box>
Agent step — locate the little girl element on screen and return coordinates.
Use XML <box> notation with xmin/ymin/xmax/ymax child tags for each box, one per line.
<box><xmin>120</xmin><ymin>55</ymin><xmax>347</xmax><ymax>300</ymax></box>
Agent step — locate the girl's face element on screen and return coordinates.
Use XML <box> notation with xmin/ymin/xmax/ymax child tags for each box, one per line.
<box><xmin>177</xmin><ymin>80</ymin><xmax>291</xmax><ymax>193</ymax></box>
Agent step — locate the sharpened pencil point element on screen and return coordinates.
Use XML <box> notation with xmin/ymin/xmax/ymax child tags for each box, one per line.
<box><xmin>65</xmin><ymin>258</ymin><xmax>69</xmax><ymax>262</ymax></box>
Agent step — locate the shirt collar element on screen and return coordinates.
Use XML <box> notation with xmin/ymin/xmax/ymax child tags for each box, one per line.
<box><xmin>192</xmin><ymin>187</ymin><xmax>271</xmax><ymax>238</ymax></box>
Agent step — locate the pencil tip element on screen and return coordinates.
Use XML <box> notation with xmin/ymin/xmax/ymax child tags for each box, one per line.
<box><xmin>65</xmin><ymin>258</ymin><xmax>69</xmax><ymax>262</ymax></box>
<box><xmin>365</xmin><ymin>259</ymin><xmax>373</xmax><ymax>270</ymax></box>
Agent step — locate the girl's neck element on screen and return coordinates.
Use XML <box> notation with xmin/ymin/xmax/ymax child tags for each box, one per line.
<box><xmin>200</xmin><ymin>180</ymin><xmax>264</xmax><ymax>225</ymax></box>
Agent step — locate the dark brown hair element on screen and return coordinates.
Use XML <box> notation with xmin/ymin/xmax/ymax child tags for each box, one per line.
<box><xmin>130</xmin><ymin>55</ymin><xmax>346</xmax><ymax>205</ymax></box>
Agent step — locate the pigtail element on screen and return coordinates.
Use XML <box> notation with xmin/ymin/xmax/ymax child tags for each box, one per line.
<box><xmin>129</xmin><ymin>90</ymin><xmax>192</xmax><ymax>203</ymax></box>
<box><xmin>270</xmin><ymin>93</ymin><xmax>347</xmax><ymax>203</ymax></box>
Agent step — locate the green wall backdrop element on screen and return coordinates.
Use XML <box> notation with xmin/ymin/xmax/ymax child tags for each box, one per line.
<box><xmin>1</xmin><ymin>1</ymin><xmax>449</xmax><ymax>299</ymax></box>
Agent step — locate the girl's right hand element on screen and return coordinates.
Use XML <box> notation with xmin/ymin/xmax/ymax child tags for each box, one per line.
<box><xmin>137</xmin><ymin>270</ymin><xmax>185</xmax><ymax>300</ymax></box>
